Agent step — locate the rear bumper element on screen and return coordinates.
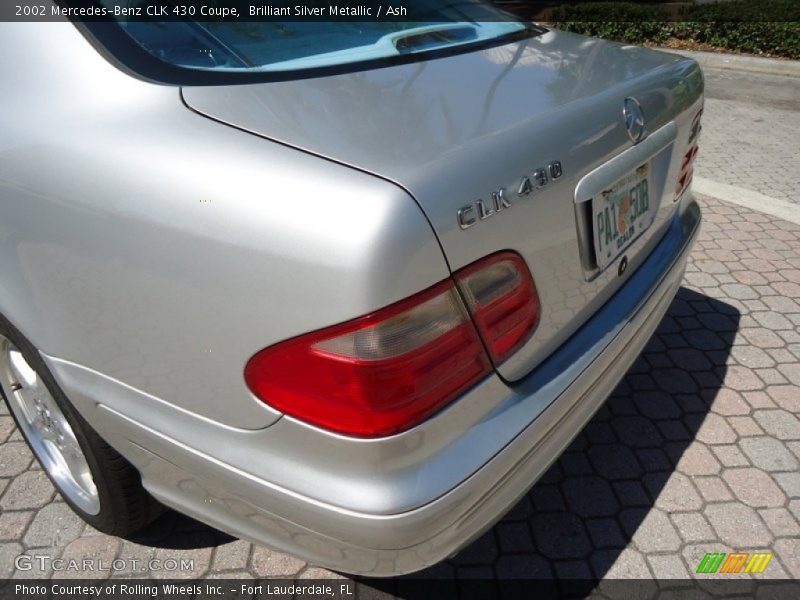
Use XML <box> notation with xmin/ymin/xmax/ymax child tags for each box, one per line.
<box><xmin>46</xmin><ymin>198</ymin><xmax>700</xmax><ymax>577</ymax></box>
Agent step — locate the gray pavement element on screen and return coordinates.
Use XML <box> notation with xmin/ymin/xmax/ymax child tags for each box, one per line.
<box><xmin>1</xmin><ymin>60</ymin><xmax>800</xmax><ymax>587</ymax></box>
<box><xmin>695</xmin><ymin>68</ymin><xmax>800</xmax><ymax>204</ymax></box>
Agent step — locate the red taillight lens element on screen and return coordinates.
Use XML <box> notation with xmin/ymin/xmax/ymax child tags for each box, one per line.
<box><xmin>245</xmin><ymin>281</ymin><xmax>492</xmax><ymax>437</ymax></box>
<box><xmin>676</xmin><ymin>109</ymin><xmax>703</xmax><ymax>200</ymax></box>
<box><xmin>455</xmin><ymin>252</ymin><xmax>541</xmax><ymax>364</ymax></box>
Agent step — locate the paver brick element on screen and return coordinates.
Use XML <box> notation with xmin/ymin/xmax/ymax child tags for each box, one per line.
<box><xmin>250</xmin><ymin>546</ymin><xmax>306</xmax><ymax>577</ymax></box>
<box><xmin>0</xmin><ymin>471</ymin><xmax>55</xmax><ymax>511</ymax></box>
<box><xmin>212</xmin><ymin>539</ymin><xmax>252</xmax><ymax>572</ymax></box>
<box><xmin>777</xmin><ymin>363</ymin><xmax>800</xmax><ymax>386</ymax></box>
<box><xmin>496</xmin><ymin>522</ymin><xmax>535</xmax><ymax>553</ymax></box>
<box><xmin>22</xmin><ymin>502</ymin><xmax>84</xmax><ymax>548</ymax></box>
<box><xmin>759</xmin><ymin>508</ymin><xmax>800</xmax><ymax>538</ymax></box>
<box><xmin>59</xmin><ymin>536</ymin><xmax>120</xmax><ymax>580</ymax></box>
<box><xmin>529</xmin><ymin>484</ymin><xmax>565</xmax><ymax>512</ymax></box>
<box><xmin>494</xmin><ymin>555</ymin><xmax>550</xmax><ymax>579</ymax></box>
<box><xmin>595</xmin><ymin>548</ymin><xmax>651</xmax><ymax>580</ymax></box>
<box><xmin>732</xmin><ymin>346</ymin><xmax>776</xmax><ymax>369</ymax></box>
<box><xmin>632</xmin><ymin>391</ymin><xmax>683</xmax><ymax>419</ymax></box>
<box><xmin>531</xmin><ymin>513</ymin><xmax>591</xmax><ymax>560</ymax></box>
<box><xmin>755</xmin><ymin>368</ymin><xmax>789</xmax><ymax>385</ymax></box>
<box><xmin>739</xmin><ymin>437</ymin><xmax>800</xmax><ymax>472</ymax></box>
<box><xmin>753</xmin><ymin>409</ymin><xmax>800</xmax><ymax>440</ymax></box>
<box><xmin>553</xmin><ymin>560</ymin><xmax>592</xmax><ymax>579</ymax></box>
<box><xmin>743</xmin><ymin>391</ymin><xmax>776</xmax><ymax>410</ymax></box>
<box><xmin>704</xmin><ymin>503</ymin><xmax>773</xmax><ymax>547</ymax></box>
<box><xmin>0</xmin><ymin>511</ymin><xmax>32</xmax><ymax>541</ymax></box>
<box><xmin>695</xmin><ymin>414</ymin><xmax>738</xmax><ymax>445</ymax></box>
<box><xmin>773</xmin><ymin>539</ymin><xmax>800</xmax><ymax>579</ymax></box>
<box><xmin>740</xmin><ymin>328</ymin><xmax>785</xmax><ymax>349</ymax></box>
<box><xmin>728</xmin><ymin>416</ymin><xmax>765</xmax><ymax>437</ymax></box>
<box><xmin>789</xmin><ymin>441</ymin><xmax>800</xmax><ymax>462</ymax></box>
<box><xmin>646</xmin><ymin>472</ymin><xmax>703</xmax><ymax>512</ymax></box>
<box><xmin>0</xmin><ymin>442</ymin><xmax>32</xmax><ymax>478</ymax></box>
<box><xmin>587</xmin><ymin>445</ymin><xmax>644</xmax><ymax>480</ymax></box>
<box><xmin>709</xmin><ymin>389</ymin><xmax>750</xmax><ymax>416</ymax></box>
<box><xmin>694</xmin><ymin>476</ymin><xmax>734</xmax><ymax>502</ymax></box>
<box><xmin>722</xmin><ymin>468</ymin><xmax>786</xmax><ymax>508</ymax></box>
<box><xmin>720</xmin><ymin>366</ymin><xmax>765</xmax><ymax>392</ymax></box>
<box><xmin>612</xmin><ymin>481</ymin><xmax>652</xmax><ymax>507</ymax></box>
<box><xmin>676</xmin><ymin>444</ymin><xmax>722</xmax><ymax>476</ymax></box>
<box><xmin>711</xmin><ymin>445</ymin><xmax>749</xmax><ymax>468</ymax></box>
<box><xmin>623</xmin><ymin>508</ymin><xmax>682</xmax><ymax>553</ymax></box>
<box><xmin>586</xmin><ymin>519</ymin><xmax>627</xmax><ymax>549</ymax></box>
<box><xmin>0</xmin><ymin>417</ymin><xmax>15</xmax><ymax>444</ymax></box>
<box><xmin>671</xmin><ymin>512</ymin><xmax>716</xmax><ymax>543</ymax></box>
<box><xmin>0</xmin><ymin>542</ymin><xmax>23</xmax><ymax>578</ymax></box>
<box><xmin>563</xmin><ymin>476</ymin><xmax>619</xmax><ymax>518</ymax></box>
<box><xmin>753</xmin><ymin>312</ymin><xmax>794</xmax><ymax>331</ymax></box>
<box><xmin>773</xmin><ymin>472</ymin><xmax>800</xmax><ymax>499</ymax></box>
<box><xmin>647</xmin><ymin>554</ymin><xmax>691</xmax><ymax>579</ymax></box>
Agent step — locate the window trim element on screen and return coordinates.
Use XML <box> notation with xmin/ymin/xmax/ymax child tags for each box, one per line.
<box><xmin>67</xmin><ymin>12</ymin><xmax>547</xmax><ymax>86</ymax></box>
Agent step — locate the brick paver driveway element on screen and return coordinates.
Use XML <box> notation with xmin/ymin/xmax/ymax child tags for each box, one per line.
<box><xmin>697</xmin><ymin>68</ymin><xmax>800</xmax><ymax>203</ymax></box>
<box><xmin>1</xmin><ymin>66</ymin><xmax>799</xmax><ymax>587</ymax></box>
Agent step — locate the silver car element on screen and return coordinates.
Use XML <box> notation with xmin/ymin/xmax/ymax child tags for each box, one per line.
<box><xmin>0</xmin><ymin>3</ymin><xmax>703</xmax><ymax>576</ymax></box>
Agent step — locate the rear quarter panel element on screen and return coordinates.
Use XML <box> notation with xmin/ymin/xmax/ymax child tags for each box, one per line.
<box><xmin>0</xmin><ymin>23</ymin><xmax>449</xmax><ymax>429</ymax></box>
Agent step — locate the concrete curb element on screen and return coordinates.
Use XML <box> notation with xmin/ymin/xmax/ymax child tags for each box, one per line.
<box><xmin>657</xmin><ymin>48</ymin><xmax>800</xmax><ymax>78</ymax></box>
<box><xmin>693</xmin><ymin>177</ymin><xmax>800</xmax><ymax>226</ymax></box>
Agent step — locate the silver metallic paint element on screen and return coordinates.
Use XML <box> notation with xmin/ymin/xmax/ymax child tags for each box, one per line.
<box><xmin>1</xmin><ymin>17</ymin><xmax>703</xmax><ymax>576</ymax></box>
<box><xmin>46</xmin><ymin>198</ymin><xmax>699</xmax><ymax>575</ymax></box>
<box><xmin>0</xmin><ymin>22</ymin><xmax>449</xmax><ymax>430</ymax></box>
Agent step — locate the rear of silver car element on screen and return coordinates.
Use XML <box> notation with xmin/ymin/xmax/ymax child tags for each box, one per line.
<box><xmin>0</xmin><ymin>13</ymin><xmax>702</xmax><ymax>576</ymax></box>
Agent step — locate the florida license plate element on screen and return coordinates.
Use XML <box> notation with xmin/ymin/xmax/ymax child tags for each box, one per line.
<box><xmin>592</xmin><ymin>162</ymin><xmax>655</xmax><ymax>271</ymax></box>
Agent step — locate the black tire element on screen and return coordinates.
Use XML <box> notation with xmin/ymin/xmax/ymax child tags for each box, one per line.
<box><xmin>0</xmin><ymin>315</ymin><xmax>163</xmax><ymax>536</ymax></box>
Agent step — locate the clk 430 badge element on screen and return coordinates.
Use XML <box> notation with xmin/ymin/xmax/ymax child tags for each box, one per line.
<box><xmin>457</xmin><ymin>161</ymin><xmax>563</xmax><ymax>230</ymax></box>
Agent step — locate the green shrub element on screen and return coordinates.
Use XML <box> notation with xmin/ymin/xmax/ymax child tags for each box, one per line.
<box><xmin>549</xmin><ymin>2</ymin><xmax>668</xmax><ymax>22</ymax></box>
<box><xmin>682</xmin><ymin>0</ymin><xmax>800</xmax><ymax>22</ymax></box>
<box><xmin>549</xmin><ymin>0</ymin><xmax>800</xmax><ymax>58</ymax></box>
<box><xmin>549</xmin><ymin>2</ymin><xmax>671</xmax><ymax>44</ymax></box>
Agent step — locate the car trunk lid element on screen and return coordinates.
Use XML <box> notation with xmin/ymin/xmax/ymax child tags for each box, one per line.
<box><xmin>182</xmin><ymin>29</ymin><xmax>703</xmax><ymax>380</ymax></box>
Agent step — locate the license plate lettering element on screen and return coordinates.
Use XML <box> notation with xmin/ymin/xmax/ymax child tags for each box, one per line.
<box><xmin>591</xmin><ymin>164</ymin><xmax>655</xmax><ymax>271</ymax></box>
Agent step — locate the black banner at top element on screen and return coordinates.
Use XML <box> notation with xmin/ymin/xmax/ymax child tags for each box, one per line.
<box><xmin>4</xmin><ymin>0</ymin><xmax>518</xmax><ymax>22</ymax></box>
<box><xmin>2</xmin><ymin>0</ymin><xmax>799</xmax><ymax>23</ymax></box>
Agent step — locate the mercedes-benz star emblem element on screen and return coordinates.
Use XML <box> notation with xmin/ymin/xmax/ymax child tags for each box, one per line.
<box><xmin>623</xmin><ymin>97</ymin><xmax>646</xmax><ymax>144</ymax></box>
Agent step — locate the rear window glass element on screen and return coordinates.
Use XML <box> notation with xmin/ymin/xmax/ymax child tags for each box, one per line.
<box><xmin>74</xmin><ymin>1</ymin><xmax>542</xmax><ymax>82</ymax></box>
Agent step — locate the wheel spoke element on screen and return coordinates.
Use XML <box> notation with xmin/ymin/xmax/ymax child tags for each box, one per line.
<box><xmin>0</xmin><ymin>337</ymin><xmax>100</xmax><ymax>515</ymax></box>
<box><xmin>8</xmin><ymin>349</ymin><xmax>38</xmax><ymax>389</ymax></box>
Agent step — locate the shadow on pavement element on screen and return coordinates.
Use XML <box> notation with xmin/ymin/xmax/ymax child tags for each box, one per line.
<box><xmin>127</xmin><ymin>510</ymin><xmax>234</xmax><ymax>549</ymax></box>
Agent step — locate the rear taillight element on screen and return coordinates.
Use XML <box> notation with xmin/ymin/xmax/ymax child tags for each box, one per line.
<box><xmin>676</xmin><ymin>109</ymin><xmax>703</xmax><ymax>200</ymax></box>
<box><xmin>245</xmin><ymin>252</ymin><xmax>539</xmax><ymax>437</ymax></box>
<box><xmin>245</xmin><ymin>281</ymin><xmax>491</xmax><ymax>437</ymax></box>
<box><xmin>455</xmin><ymin>253</ymin><xmax>540</xmax><ymax>364</ymax></box>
